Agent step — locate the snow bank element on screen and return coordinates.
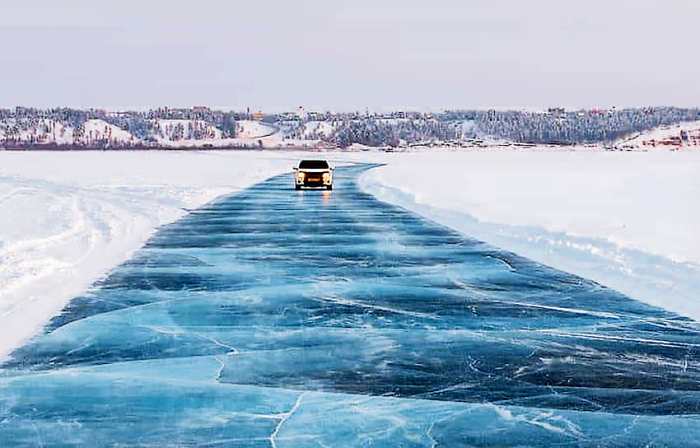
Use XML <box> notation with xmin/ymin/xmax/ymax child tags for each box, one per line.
<box><xmin>359</xmin><ymin>150</ymin><xmax>700</xmax><ymax>321</ymax></box>
<box><xmin>0</xmin><ymin>151</ymin><xmax>296</xmax><ymax>359</ymax></box>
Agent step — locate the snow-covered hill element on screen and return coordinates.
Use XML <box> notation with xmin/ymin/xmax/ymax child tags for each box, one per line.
<box><xmin>617</xmin><ymin>120</ymin><xmax>700</xmax><ymax>150</ymax></box>
<box><xmin>80</xmin><ymin>119</ymin><xmax>138</xmax><ymax>145</ymax></box>
<box><xmin>153</xmin><ymin>119</ymin><xmax>222</xmax><ymax>145</ymax></box>
<box><xmin>2</xmin><ymin>106</ymin><xmax>699</xmax><ymax>148</ymax></box>
<box><xmin>0</xmin><ymin>118</ymin><xmax>138</xmax><ymax>146</ymax></box>
<box><xmin>236</xmin><ymin>120</ymin><xmax>276</xmax><ymax>139</ymax></box>
<box><xmin>0</xmin><ymin>117</ymin><xmax>287</xmax><ymax>148</ymax></box>
<box><xmin>302</xmin><ymin>120</ymin><xmax>336</xmax><ymax>138</ymax></box>
<box><xmin>0</xmin><ymin>118</ymin><xmax>74</xmax><ymax>145</ymax></box>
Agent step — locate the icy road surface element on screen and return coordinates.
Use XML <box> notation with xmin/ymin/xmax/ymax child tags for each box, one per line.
<box><xmin>1</xmin><ymin>164</ymin><xmax>699</xmax><ymax>446</ymax></box>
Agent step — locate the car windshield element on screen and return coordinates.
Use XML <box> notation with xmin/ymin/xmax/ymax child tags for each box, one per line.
<box><xmin>299</xmin><ymin>160</ymin><xmax>329</xmax><ymax>169</ymax></box>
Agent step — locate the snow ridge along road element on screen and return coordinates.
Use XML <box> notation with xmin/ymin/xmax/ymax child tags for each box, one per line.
<box><xmin>0</xmin><ymin>151</ymin><xmax>293</xmax><ymax>359</ymax></box>
<box><xmin>358</xmin><ymin>150</ymin><xmax>700</xmax><ymax>321</ymax></box>
<box><xmin>1</xmin><ymin>164</ymin><xmax>699</xmax><ymax>446</ymax></box>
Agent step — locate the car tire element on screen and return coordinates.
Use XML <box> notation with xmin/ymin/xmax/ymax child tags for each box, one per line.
<box><xmin>295</xmin><ymin>185</ymin><xmax>301</xmax><ymax>190</ymax></box>
<box><xmin>326</xmin><ymin>185</ymin><xmax>333</xmax><ymax>190</ymax></box>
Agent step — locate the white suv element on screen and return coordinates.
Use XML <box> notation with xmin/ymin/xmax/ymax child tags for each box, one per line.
<box><xmin>293</xmin><ymin>160</ymin><xmax>334</xmax><ymax>190</ymax></box>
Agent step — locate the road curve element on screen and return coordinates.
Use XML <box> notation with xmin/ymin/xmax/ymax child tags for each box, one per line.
<box><xmin>1</xmin><ymin>164</ymin><xmax>700</xmax><ymax>446</ymax></box>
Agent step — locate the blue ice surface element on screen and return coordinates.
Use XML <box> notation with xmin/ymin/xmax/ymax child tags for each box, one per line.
<box><xmin>1</xmin><ymin>164</ymin><xmax>699</xmax><ymax>447</ymax></box>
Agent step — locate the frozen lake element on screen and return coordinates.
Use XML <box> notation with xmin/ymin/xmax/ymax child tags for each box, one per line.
<box><xmin>1</xmin><ymin>164</ymin><xmax>699</xmax><ymax>446</ymax></box>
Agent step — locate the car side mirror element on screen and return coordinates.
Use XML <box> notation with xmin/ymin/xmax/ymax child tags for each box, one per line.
<box><xmin>293</xmin><ymin>167</ymin><xmax>298</xmax><ymax>171</ymax></box>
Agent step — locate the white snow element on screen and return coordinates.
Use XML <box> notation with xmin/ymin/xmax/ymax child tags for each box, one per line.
<box><xmin>149</xmin><ymin>120</ymin><xmax>282</xmax><ymax>148</ymax></box>
<box><xmin>301</xmin><ymin>121</ymin><xmax>337</xmax><ymax>138</ymax></box>
<box><xmin>236</xmin><ymin>120</ymin><xmax>276</xmax><ymax>139</ymax></box>
<box><xmin>0</xmin><ymin>118</ymin><xmax>132</xmax><ymax>146</ymax></box>
<box><xmin>50</xmin><ymin>121</ymin><xmax>75</xmax><ymax>145</ymax></box>
<box><xmin>154</xmin><ymin>119</ymin><xmax>223</xmax><ymax>144</ymax></box>
<box><xmin>617</xmin><ymin>120</ymin><xmax>700</xmax><ymax>150</ymax></box>
<box><xmin>0</xmin><ymin>151</ymin><xmax>295</xmax><ymax>359</ymax></box>
<box><xmin>0</xmin><ymin>118</ymin><xmax>74</xmax><ymax>144</ymax></box>
<box><xmin>358</xmin><ymin>149</ymin><xmax>700</xmax><ymax>321</ymax></box>
<box><xmin>81</xmin><ymin>119</ymin><xmax>137</xmax><ymax>145</ymax></box>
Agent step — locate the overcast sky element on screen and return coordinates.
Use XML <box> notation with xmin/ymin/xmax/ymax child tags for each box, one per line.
<box><xmin>1</xmin><ymin>0</ymin><xmax>698</xmax><ymax>111</ymax></box>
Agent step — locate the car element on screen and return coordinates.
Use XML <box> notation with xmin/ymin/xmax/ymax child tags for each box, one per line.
<box><xmin>293</xmin><ymin>160</ymin><xmax>334</xmax><ymax>190</ymax></box>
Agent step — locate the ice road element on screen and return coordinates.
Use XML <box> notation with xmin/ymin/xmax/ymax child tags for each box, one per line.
<box><xmin>1</xmin><ymin>164</ymin><xmax>699</xmax><ymax>447</ymax></box>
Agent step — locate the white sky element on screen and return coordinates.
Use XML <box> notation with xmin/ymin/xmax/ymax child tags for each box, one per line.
<box><xmin>0</xmin><ymin>0</ymin><xmax>698</xmax><ymax>111</ymax></box>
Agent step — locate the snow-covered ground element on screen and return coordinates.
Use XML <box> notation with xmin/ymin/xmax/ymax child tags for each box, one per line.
<box><xmin>0</xmin><ymin>151</ymin><xmax>297</xmax><ymax>359</ymax></box>
<box><xmin>302</xmin><ymin>120</ymin><xmax>336</xmax><ymax>138</ymax></box>
<box><xmin>81</xmin><ymin>119</ymin><xmax>137</xmax><ymax>145</ymax></box>
<box><xmin>236</xmin><ymin>120</ymin><xmax>276</xmax><ymax>139</ymax></box>
<box><xmin>1</xmin><ymin>149</ymin><xmax>698</xmax><ymax>359</ymax></box>
<box><xmin>154</xmin><ymin>118</ymin><xmax>222</xmax><ymax>144</ymax></box>
<box><xmin>617</xmin><ymin>120</ymin><xmax>700</xmax><ymax>150</ymax></box>
<box><xmin>153</xmin><ymin>120</ymin><xmax>297</xmax><ymax>149</ymax></box>
<box><xmin>0</xmin><ymin>117</ymin><xmax>284</xmax><ymax>148</ymax></box>
<box><xmin>0</xmin><ymin>119</ymin><xmax>75</xmax><ymax>145</ymax></box>
<box><xmin>358</xmin><ymin>150</ymin><xmax>700</xmax><ymax>321</ymax></box>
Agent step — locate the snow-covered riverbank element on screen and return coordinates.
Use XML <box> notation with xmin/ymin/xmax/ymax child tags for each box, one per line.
<box><xmin>358</xmin><ymin>150</ymin><xmax>700</xmax><ymax>321</ymax></box>
<box><xmin>0</xmin><ymin>151</ymin><xmax>297</xmax><ymax>359</ymax></box>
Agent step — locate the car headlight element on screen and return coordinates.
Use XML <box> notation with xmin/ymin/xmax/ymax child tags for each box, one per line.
<box><xmin>322</xmin><ymin>172</ymin><xmax>331</xmax><ymax>181</ymax></box>
<box><xmin>297</xmin><ymin>172</ymin><xmax>305</xmax><ymax>181</ymax></box>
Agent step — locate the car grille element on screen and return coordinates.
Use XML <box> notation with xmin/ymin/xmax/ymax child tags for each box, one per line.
<box><xmin>304</xmin><ymin>174</ymin><xmax>323</xmax><ymax>183</ymax></box>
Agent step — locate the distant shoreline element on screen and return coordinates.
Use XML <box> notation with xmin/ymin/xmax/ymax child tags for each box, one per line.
<box><xmin>0</xmin><ymin>144</ymin><xmax>339</xmax><ymax>152</ymax></box>
<box><xmin>0</xmin><ymin>141</ymin><xmax>577</xmax><ymax>152</ymax></box>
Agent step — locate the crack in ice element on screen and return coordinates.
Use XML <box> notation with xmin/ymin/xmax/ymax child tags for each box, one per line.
<box><xmin>270</xmin><ymin>392</ymin><xmax>306</xmax><ymax>448</ymax></box>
